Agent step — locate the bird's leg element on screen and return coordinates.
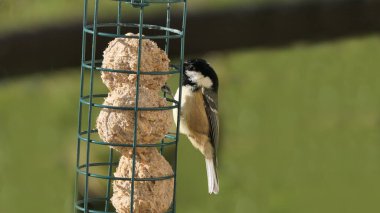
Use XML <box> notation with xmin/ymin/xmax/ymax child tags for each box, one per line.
<box><xmin>161</xmin><ymin>83</ymin><xmax>174</xmax><ymax>100</ymax></box>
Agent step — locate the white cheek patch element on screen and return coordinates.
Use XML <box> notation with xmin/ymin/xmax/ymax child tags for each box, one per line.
<box><xmin>186</xmin><ymin>70</ymin><xmax>213</xmax><ymax>88</ymax></box>
<box><xmin>186</xmin><ymin>71</ymin><xmax>202</xmax><ymax>82</ymax></box>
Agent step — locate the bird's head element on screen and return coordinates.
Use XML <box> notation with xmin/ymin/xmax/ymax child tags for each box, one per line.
<box><xmin>183</xmin><ymin>59</ymin><xmax>219</xmax><ymax>92</ymax></box>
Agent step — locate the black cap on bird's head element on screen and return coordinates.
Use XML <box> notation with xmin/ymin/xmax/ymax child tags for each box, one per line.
<box><xmin>183</xmin><ymin>59</ymin><xmax>219</xmax><ymax>92</ymax></box>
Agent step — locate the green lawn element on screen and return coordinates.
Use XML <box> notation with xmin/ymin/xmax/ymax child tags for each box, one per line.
<box><xmin>1</xmin><ymin>35</ymin><xmax>380</xmax><ymax>212</ymax></box>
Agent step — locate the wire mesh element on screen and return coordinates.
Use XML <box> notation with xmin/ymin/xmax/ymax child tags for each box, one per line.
<box><xmin>74</xmin><ymin>0</ymin><xmax>187</xmax><ymax>212</ymax></box>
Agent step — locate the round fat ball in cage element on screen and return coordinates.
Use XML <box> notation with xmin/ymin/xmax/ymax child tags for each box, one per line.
<box><xmin>101</xmin><ymin>33</ymin><xmax>170</xmax><ymax>91</ymax></box>
<box><xmin>96</xmin><ymin>85</ymin><xmax>173</xmax><ymax>154</ymax></box>
<box><xmin>112</xmin><ymin>149</ymin><xmax>174</xmax><ymax>213</ymax></box>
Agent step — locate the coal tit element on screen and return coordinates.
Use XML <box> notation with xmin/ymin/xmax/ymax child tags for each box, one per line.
<box><xmin>173</xmin><ymin>58</ymin><xmax>219</xmax><ymax>194</ymax></box>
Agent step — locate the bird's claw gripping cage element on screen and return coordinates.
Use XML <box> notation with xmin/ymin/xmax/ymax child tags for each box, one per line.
<box><xmin>75</xmin><ymin>0</ymin><xmax>187</xmax><ymax>212</ymax></box>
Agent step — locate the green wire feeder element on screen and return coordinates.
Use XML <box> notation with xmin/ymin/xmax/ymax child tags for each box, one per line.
<box><xmin>74</xmin><ymin>0</ymin><xmax>188</xmax><ymax>212</ymax></box>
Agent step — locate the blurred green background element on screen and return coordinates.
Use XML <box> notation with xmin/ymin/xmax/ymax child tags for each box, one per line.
<box><xmin>1</xmin><ymin>0</ymin><xmax>380</xmax><ymax>213</ymax></box>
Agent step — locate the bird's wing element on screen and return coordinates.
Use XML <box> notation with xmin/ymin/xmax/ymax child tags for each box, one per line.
<box><xmin>202</xmin><ymin>88</ymin><xmax>219</xmax><ymax>159</ymax></box>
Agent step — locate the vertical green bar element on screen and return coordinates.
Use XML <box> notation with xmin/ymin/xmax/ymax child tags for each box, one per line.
<box><xmin>161</xmin><ymin>2</ymin><xmax>172</xmax><ymax>155</ymax></box>
<box><xmin>84</xmin><ymin>0</ymin><xmax>99</xmax><ymax>211</ymax></box>
<box><xmin>75</xmin><ymin>0</ymin><xmax>88</xmax><ymax>211</ymax></box>
<box><xmin>130</xmin><ymin>3</ymin><xmax>145</xmax><ymax>213</ymax></box>
<box><xmin>104</xmin><ymin>148</ymin><xmax>114</xmax><ymax>211</ymax></box>
<box><xmin>172</xmin><ymin>1</ymin><xmax>187</xmax><ymax>212</ymax></box>
<box><xmin>165</xmin><ymin>2</ymin><xmax>171</xmax><ymax>54</ymax></box>
<box><xmin>104</xmin><ymin>2</ymin><xmax>124</xmax><ymax>211</ymax></box>
<box><xmin>117</xmin><ymin>0</ymin><xmax>122</xmax><ymax>34</ymax></box>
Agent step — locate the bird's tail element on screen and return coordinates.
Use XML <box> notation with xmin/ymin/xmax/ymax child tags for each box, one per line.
<box><xmin>205</xmin><ymin>158</ymin><xmax>219</xmax><ymax>194</ymax></box>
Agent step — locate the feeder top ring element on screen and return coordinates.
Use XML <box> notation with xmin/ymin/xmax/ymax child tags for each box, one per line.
<box><xmin>114</xmin><ymin>0</ymin><xmax>185</xmax><ymax>7</ymax></box>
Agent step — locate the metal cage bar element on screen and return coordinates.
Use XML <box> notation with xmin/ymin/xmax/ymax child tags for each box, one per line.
<box><xmin>75</xmin><ymin>0</ymin><xmax>187</xmax><ymax>212</ymax></box>
<box><xmin>129</xmin><ymin>5</ymin><xmax>145</xmax><ymax>212</ymax></box>
<box><xmin>83</xmin><ymin>0</ymin><xmax>100</xmax><ymax>212</ymax></box>
<box><xmin>172</xmin><ymin>1</ymin><xmax>187</xmax><ymax>210</ymax></box>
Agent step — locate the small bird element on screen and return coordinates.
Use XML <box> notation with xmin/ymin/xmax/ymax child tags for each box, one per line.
<box><xmin>173</xmin><ymin>58</ymin><xmax>219</xmax><ymax>194</ymax></box>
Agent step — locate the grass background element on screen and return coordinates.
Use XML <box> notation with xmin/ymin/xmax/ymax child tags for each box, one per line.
<box><xmin>1</xmin><ymin>34</ymin><xmax>380</xmax><ymax>212</ymax></box>
<box><xmin>1</xmin><ymin>0</ymin><xmax>380</xmax><ymax>212</ymax></box>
